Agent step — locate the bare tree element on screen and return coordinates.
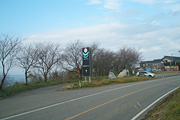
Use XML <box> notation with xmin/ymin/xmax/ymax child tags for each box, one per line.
<box><xmin>37</xmin><ymin>43</ymin><xmax>61</xmax><ymax>82</ymax></box>
<box><xmin>89</xmin><ymin>42</ymin><xmax>99</xmax><ymax>58</ymax></box>
<box><xmin>62</xmin><ymin>40</ymin><xmax>83</xmax><ymax>75</ymax></box>
<box><xmin>17</xmin><ymin>45</ymin><xmax>38</xmax><ymax>85</ymax></box>
<box><xmin>0</xmin><ymin>33</ymin><xmax>21</xmax><ymax>89</ymax></box>
<box><xmin>93</xmin><ymin>48</ymin><xmax>115</xmax><ymax>76</ymax></box>
<box><xmin>116</xmin><ymin>47</ymin><xmax>142</xmax><ymax>71</ymax></box>
<box><xmin>89</xmin><ymin>42</ymin><xmax>99</xmax><ymax>75</ymax></box>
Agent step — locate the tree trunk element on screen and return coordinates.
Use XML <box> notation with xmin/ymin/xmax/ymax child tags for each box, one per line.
<box><xmin>0</xmin><ymin>74</ymin><xmax>7</xmax><ymax>90</ymax></box>
<box><xmin>44</xmin><ymin>73</ymin><xmax>48</xmax><ymax>82</ymax></box>
<box><xmin>25</xmin><ymin>71</ymin><xmax>28</xmax><ymax>86</ymax></box>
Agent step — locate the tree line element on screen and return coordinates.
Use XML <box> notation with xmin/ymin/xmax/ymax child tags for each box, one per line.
<box><xmin>0</xmin><ymin>33</ymin><xmax>142</xmax><ymax>89</ymax></box>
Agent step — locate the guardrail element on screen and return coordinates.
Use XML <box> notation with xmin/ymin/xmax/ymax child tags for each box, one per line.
<box><xmin>155</xmin><ymin>73</ymin><xmax>180</xmax><ymax>78</ymax></box>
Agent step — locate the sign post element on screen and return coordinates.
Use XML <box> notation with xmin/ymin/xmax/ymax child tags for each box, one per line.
<box><xmin>82</xmin><ymin>47</ymin><xmax>91</xmax><ymax>83</ymax></box>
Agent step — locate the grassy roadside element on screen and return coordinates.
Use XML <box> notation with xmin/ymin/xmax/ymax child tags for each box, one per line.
<box><xmin>0</xmin><ymin>79</ymin><xmax>78</xmax><ymax>98</ymax></box>
<box><xmin>144</xmin><ymin>88</ymin><xmax>180</xmax><ymax>120</ymax></box>
<box><xmin>61</xmin><ymin>76</ymin><xmax>155</xmax><ymax>91</ymax></box>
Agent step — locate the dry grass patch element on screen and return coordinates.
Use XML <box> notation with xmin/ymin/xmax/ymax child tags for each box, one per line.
<box><xmin>60</xmin><ymin>76</ymin><xmax>155</xmax><ymax>91</ymax></box>
<box><xmin>144</xmin><ymin>88</ymin><xmax>180</xmax><ymax>120</ymax></box>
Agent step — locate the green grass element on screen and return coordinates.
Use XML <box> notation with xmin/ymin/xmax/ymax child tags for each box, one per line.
<box><xmin>61</xmin><ymin>76</ymin><xmax>155</xmax><ymax>91</ymax></box>
<box><xmin>0</xmin><ymin>79</ymin><xmax>78</xmax><ymax>98</ymax></box>
<box><xmin>144</xmin><ymin>88</ymin><xmax>180</xmax><ymax>120</ymax></box>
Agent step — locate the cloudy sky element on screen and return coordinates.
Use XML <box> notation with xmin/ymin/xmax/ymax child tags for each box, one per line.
<box><xmin>1</xmin><ymin>0</ymin><xmax>180</xmax><ymax>62</ymax></box>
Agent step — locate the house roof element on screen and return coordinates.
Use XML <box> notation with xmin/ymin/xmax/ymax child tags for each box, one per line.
<box><xmin>162</xmin><ymin>56</ymin><xmax>180</xmax><ymax>62</ymax></box>
<box><xmin>140</xmin><ymin>59</ymin><xmax>162</xmax><ymax>64</ymax></box>
<box><xmin>140</xmin><ymin>56</ymin><xmax>180</xmax><ymax>64</ymax></box>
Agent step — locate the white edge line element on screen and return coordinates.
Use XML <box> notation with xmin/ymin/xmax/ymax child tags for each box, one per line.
<box><xmin>131</xmin><ymin>86</ymin><xmax>180</xmax><ymax>120</ymax></box>
<box><xmin>0</xmin><ymin>78</ymin><xmax>173</xmax><ymax>120</ymax></box>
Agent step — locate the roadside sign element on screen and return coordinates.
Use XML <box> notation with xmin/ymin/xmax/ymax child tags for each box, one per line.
<box><xmin>82</xmin><ymin>47</ymin><xmax>91</xmax><ymax>76</ymax></box>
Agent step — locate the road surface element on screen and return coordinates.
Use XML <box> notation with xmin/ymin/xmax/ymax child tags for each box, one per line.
<box><xmin>0</xmin><ymin>76</ymin><xmax>180</xmax><ymax>120</ymax></box>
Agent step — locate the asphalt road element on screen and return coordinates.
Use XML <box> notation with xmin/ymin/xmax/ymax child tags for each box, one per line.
<box><xmin>0</xmin><ymin>76</ymin><xmax>180</xmax><ymax>120</ymax></box>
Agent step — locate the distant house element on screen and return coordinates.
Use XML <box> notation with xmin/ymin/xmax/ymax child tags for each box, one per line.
<box><xmin>140</xmin><ymin>56</ymin><xmax>180</xmax><ymax>71</ymax></box>
<box><xmin>140</xmin><ymin>59</ymin><xmax>163</xmax><ymax>71</ymax></box>
<box><xmin>162</xmin><ymin>56</ymin><xmax>180</xmax><ymax>64</ymax></box>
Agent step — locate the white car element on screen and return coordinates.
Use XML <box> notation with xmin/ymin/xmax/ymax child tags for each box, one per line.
<box><xmin>136</xmin><ymin>71</ymin><xmax>155</xmax><ymax>77</ymax></box>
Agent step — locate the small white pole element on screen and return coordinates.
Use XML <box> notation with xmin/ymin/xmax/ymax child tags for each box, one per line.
<box><xmin>85</xmin><ymin>76</ymin><xmax>87</xmax><ymax>82</ymax></box>
<box><xmin>89</xmin><ymin>76</ymin><xmax>91</xmax><ymax>83</ymax></box>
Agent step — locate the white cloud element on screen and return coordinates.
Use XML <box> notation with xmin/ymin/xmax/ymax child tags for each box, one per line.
<box><xmin>104</xmin><ymin>0</ymin><xmax>121</xmax><ymax>11</ymax></box>
<box><xmin>163</xmin><ymin>0</ymin><xmax>179</xmax><ymax>4</ymax></box>
<box><xmin>87</xmin><ymin>0</ymin><xmax>122</xmax><ymax>12</ymax></box>
<box><xmin>25</xmin><ymin>23</ymin><xmax>128</xmax><ymax>45</ymax></box>
<box><xmin>130</xmin><ymin>0</ymin><xmax>178</xmax><ymax>5</ymax></box>
<box><xmin>130</xmin><ymin>0</ymin><xmax>157</xmax><ymax>5</ymax></box>
<box><xmin>163</xmin><ymin>4</ymin><xmax>180</xmax><ymax>12</ymax></box>
<box><xmin>25</xmin><ymin>22</ymin><xmax>180</xmax><ymax>60</ymax></box>
<box><xmin>87</xmin><ymin>0</ymin><xmax>101</xmax><ymax>5</ymax></box>
<box><xmin>151</xmin><ymin>20</ymin><xmax>160</xmax><ymax>26</ymax></box>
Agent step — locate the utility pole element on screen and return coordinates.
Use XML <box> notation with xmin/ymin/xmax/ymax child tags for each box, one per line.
<box><xmin>171</xmin><ymin>54</ymin><xmax>173</xmax><ymax>65</ymax></box>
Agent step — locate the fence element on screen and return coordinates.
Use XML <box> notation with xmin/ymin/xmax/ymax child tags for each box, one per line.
<box><xmin>155</xmin><ymin>73</ymin><xmax>180</xmax><ymax>78</ymax></box>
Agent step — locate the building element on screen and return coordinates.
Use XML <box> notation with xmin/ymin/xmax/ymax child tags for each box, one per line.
<box><xmin>140</xmin><ymin>56</ymin><xmax>180</xmax><ymax>71</ymax></box>
<box><xmin>140</xmin><ymin>59</ymin><xmax>163</xmax><ymax>71</ymax></box>
<box><xmin>162</xmin><ymin>56</ymin><xmax>180</xmax><ymax>64</ymax></box>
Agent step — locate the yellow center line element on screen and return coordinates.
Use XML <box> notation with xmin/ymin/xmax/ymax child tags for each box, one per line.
<box><xmin>65</xmin><ymin>79</ymin><xmax>180</xmax><ymax>120</ymax></box>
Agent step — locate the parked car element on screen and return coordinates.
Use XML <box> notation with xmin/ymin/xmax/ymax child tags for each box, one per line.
<box><xmin>136</xmin><ymin>71</ymin><xmax>155</xmax><ymax>77</ymax></box>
